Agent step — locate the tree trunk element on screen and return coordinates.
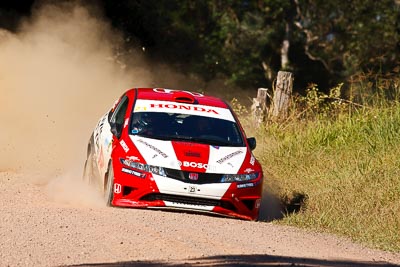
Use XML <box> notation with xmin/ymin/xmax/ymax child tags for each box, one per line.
<box><xmin>281</xmin><ymin>23</ymin><xmax>290</xmax><ymax>70</ymax></box>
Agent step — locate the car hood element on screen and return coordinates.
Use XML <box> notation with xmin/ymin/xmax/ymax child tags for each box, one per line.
<box><xmin>128</xmin><ymin>135</ymin><xmax>249</xmax><ymax>174</ymax></box>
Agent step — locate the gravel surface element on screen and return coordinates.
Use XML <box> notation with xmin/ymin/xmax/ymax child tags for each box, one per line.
<box><xmin>1</xmin><ymin>171</ymin><xmax>399</xmax><ymax>267</ymax></box>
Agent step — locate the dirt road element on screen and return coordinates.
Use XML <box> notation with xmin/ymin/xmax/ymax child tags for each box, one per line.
<box><xmin>1</xmin><ymin>171</ymin><xmax>399</xmax><ymax>267</ymax></box>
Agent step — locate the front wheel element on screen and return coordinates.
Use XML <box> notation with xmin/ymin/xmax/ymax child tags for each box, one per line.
<box><xmin>82</xmin><ymin>134</ymin><xmax>97</xmax><ymax>186</ymax></box>
<box><xmin>82</xmin><ymin>151</ymin><xmax>94</xmax><ymax>185</ymax></box>
<box><xmin>104</xmin><ymin>163</ymin><xmax>114</xmax><ymax>206</ymax></box>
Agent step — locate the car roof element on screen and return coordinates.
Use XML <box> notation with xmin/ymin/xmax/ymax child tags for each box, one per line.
<box><xmin>125</xmin><ymin>88</ymin><xmax>230</xmax><ymax>109</ymax></box>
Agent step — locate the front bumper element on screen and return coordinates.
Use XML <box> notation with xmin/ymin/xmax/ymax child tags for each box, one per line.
<box><xmin>111</xmin><ymin>164</ymin><xmax>263</xmax><ymax>221</ymax></box>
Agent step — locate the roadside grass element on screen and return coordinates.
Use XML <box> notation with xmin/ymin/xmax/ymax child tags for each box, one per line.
<box><xmin>236</xmin><ymin>76</ymin><xmax>400</xmax><ymax>252</ymax></box>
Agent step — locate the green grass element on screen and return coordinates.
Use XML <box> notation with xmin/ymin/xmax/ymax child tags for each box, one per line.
<box><xmin>237</xmin><ymin>81</ymin><xmax>400</xmax><ymax>252</ymax></box>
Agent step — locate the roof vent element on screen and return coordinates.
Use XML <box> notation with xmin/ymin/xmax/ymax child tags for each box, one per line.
<box><xmin>172</xmin><ymin>91</ymin><xmax>196</xmax><ymax>104</ymax></box>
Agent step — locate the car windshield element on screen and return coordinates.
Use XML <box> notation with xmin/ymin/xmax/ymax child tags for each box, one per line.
<box><xmin>129</xmin><ymin>112</ymin><xmax>245</xmax><ymax>146</ymax></box>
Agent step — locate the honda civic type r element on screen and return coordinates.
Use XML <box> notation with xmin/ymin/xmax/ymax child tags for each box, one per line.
<box><xmin>83</xmin><ymin>88</ymin><xmax>264</xmax><ymax>220</ymax></box>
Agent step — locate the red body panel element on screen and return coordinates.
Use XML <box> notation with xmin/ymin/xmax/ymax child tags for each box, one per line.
<box><xmin>93</xmin><ymin>88</ymin><xmax>264</xmax><ymax>221</ymax></box>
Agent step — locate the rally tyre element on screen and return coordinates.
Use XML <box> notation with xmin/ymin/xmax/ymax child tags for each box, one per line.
<box><xmin>104</xmin><ymin>162</ymin><xmax>114</xmax><ymax>207</ymax></box>
<box><xmin>82</xmin><ymin>151</ymin><xmax>94</xmax><ymax>184</ymax></box>
<box><xmin>82</xmin><ymin>134</ymin><xmax>95</xmax><ymax>185</ymax></box>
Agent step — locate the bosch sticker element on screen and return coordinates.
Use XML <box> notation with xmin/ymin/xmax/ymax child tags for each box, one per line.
<box><xmin>178</xmin><ymin>161</ymin><xmax>216</xmax><ymax>171</ymax></box>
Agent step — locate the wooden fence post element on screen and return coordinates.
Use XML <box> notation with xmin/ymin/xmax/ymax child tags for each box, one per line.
<box><xmin>251</xmin><ymin>88</ymin><xmax>269</xmax><ymax>126</ymax></box>
<box><xmin>272</xmin><ymin>71</ymin><xmax>293</xmax><ymax>120</ymax></box>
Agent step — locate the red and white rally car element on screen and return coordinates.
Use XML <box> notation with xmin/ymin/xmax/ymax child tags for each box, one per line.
<box><xmin>83</xmin><ymin>88</ymin><xmax>263</xmax><ymax>220</ymax></box>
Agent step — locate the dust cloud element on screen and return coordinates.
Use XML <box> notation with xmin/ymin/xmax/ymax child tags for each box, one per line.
<box><xmin>0</xmin><ymin>1</ymin><xmax>154</xmax><ymax>205</ymax></box>
<box><xmin>0</xmin><ymin>1</ymin><xmax>149</xmax><ymax>171</ymax></box>
<box><xmin>0</xmin><ymin>1</ymin><xmax>255</xmax><ymax>207</ymax></box>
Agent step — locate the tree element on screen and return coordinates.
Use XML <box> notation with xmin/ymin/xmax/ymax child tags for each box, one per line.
<box><xmin>197</xmin><ymin>0</ymin><xmax>294</xmax><ymax>88</ymax></box>
<box><xmin>293</xmin><ymin>0</ymin><xmax>400</xmax><ymax>78</ymax></box>
<box><xmin>102</xmin><ymin>0</ymin><xmax>400</xmax><ymax>92</ymax></box>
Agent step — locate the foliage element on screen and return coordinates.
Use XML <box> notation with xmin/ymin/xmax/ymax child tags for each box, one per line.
<box><xmin>101</xmin><ymin>0</ymin><xmax>400</xmax><ymax>93</ymax></box>
<box><xmin>260</xmin><ymin>107</ymin><xmax>400</xmax><ymax>252</ymax></box>
<box><xmin>241</xmin><ymin>74</ymin><xmax>400</xmax><ymax>252</ymax></box>
<box><xmin>348</xmin><ymin>67</ymin><xmax>400</xmax><ymax>105</ymax></box>
<box><xmin>199</xmin><ymin>0</ymin><xmax>292</xmax><ymax>88</ymax></box>
<box><xmin>1</xmin><ymin>1</ymin><xmax>399</xmax><ymax>92</ymax></box>
<box><xmin>294</xmin><ymin>0</ymin><xmax>400</xmax><ymax>78</ymax></box>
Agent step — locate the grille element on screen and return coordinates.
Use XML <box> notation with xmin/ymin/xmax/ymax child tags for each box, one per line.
<box><xmin>164</xmin><ymin>168</ymin><xmax>223</xmax><ymax>184</ymax></box>
<box><xmin>140</xmin><ymin>193</ymin><xmax>236</xmax><ymax>212</ymax></box>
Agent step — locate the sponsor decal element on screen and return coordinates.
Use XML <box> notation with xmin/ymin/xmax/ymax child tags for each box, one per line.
<box><xmin>120</xmin><ymin>140</ymin><xmax>129</xmax><ymax>153</ymax></box>
<box><xmin>137</xmin><ymin>139</ymin><xmax>168</xmax><ymax>158</ymax></box>
<box><xmin>153</xmin><ymin>88</ymin><xmax>204</xmax><ymax>97</ymax></box>
<box><xmin>250</xmin><ymin>155</ymin><xmax>255</xmax><ymax>166</ymax></box>
<box><xmin>177</xmin><ymin>141</ymin><xmax>196</xmax><ymax>147</ymax></box>
<box><xmin>244</xmin><ymin>168</ymin><xmax>255</xmax><ymax>173</ymax></box>
<box><xmin>237</xmin><ymin>183</ymin><xmax>255</xmax><ymax>189</ymax></box>
<box><xmin>216</xmin><ymin>150</ymin><xmax>244</xmax><ymax>164</ymax></box>
<box><xmin>124</xmin><ymin>118</ymin><xmax>129</xmax><ymax>128</ymax></box>
<box><xmin>178</xmin><ymin>161</ymin><xmax>216</xmax><ymax>171</ymax></box>
<box><xmin>149</xmin><ymin>103</ymin><xmax>219</xmax><ymax>115</ymax></box>
<box><xmin>184</xmin><ymin>151</ymin><xmax>201</xmax><ymax>157</ymax></box>
<box><xmin>127</xmin><ymin>156</ymin><xmax>140</xmax><ymax>161</ymax></box>
<box><xmin>94</xmin><ymin>115</ymin><xmax>107</xmax><ymax>150</ymax></box>
<box><xmin>114</xmin><ymin>183</ymin><xmax>122</xmax><ymax>194</ymax></box>
<box><xmin>188</xmin><ymin>173</ymin><xmax>199</xmax><ymax>181</ymax></box>
<box><xmin>134</xmin><ymin>99</ymin><xmax>235</xmax><ymax>121</ymax></box>
<box><xmin>134</xmin><ymin>106</ymin><xmax>147</xmax><ymax>112</ymax></box>
<box><xmin>121</xmin><ymin>167</ymin><xmax>145</xmax><ymax>178</ymax></box>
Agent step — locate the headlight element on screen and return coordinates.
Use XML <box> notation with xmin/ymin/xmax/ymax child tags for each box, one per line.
<box><xmin>120</xmin><ymin>158</ymin><xmax>166</xmax><ymax>177</ymax></box>
<box><xmin>148</xmin><ymin>165</ymin><xmax>166</xmax><ymax>177</ymax></box>
<box><xmin>220</xmin><ymin>172</ymin><xmax>259</xmax><ymax>183</ymax></box>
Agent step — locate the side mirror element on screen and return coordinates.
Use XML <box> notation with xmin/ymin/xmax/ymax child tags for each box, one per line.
<box><xmin>110</xmin><ymin>123</ymin><xmax>122</xmax><ymax>139</ymax></box>
<box><xmin>247</xmin><ymin>137</ymin><xmax>256</xmax><ymax>151</ymax></box>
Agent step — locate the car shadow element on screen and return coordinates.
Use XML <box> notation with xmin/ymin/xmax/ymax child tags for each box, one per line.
<box><xmin>258</xmin><ymin>182</ymin><xmax>308</xmax><ymax>222</ymax></box>
<box><xmin>66</xmin><ymin>254</ymin><xmax>399</xmax><ymax>267</ymax></box>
